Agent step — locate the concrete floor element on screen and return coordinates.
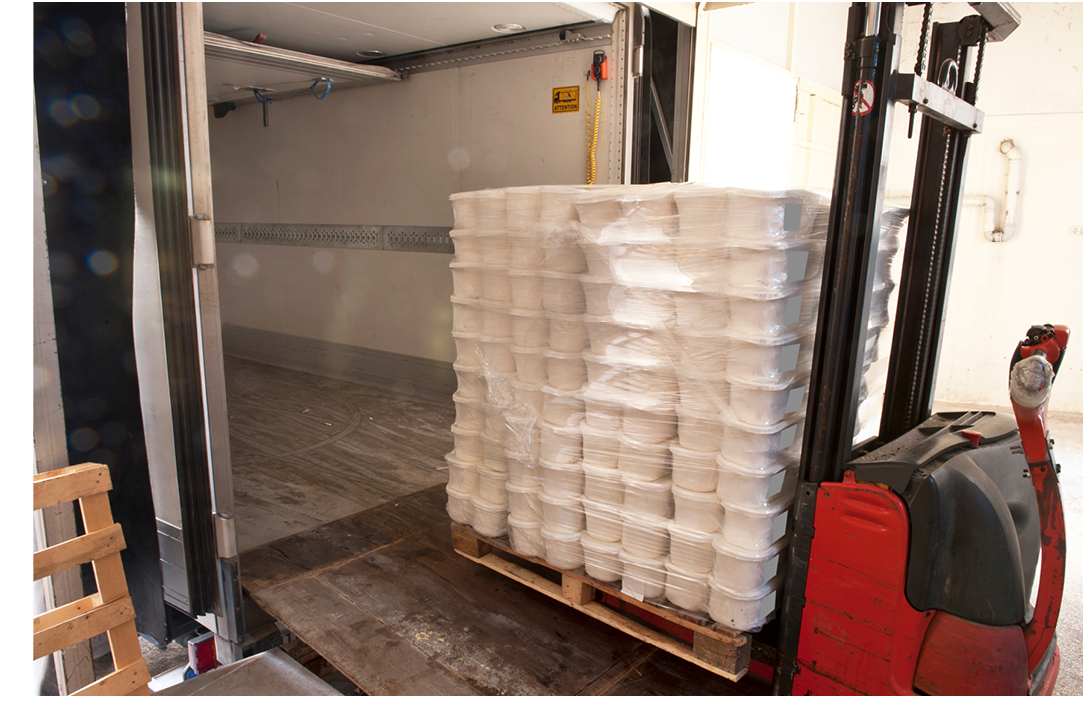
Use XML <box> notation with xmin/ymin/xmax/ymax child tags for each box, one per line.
<box><xmin>935</xmin><ymin>402</ymin><xmax>1082</xmax><ymax>696</ymax></box>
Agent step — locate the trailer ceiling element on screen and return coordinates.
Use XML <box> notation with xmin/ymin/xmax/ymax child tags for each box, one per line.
<box><xmin>202</xmin><ymin>1</ymin><xmax>619</xmax><ymax>103</ymax></box>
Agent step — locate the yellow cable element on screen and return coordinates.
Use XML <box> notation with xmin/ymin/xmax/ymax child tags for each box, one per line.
<box><xmin>586</xmin><ymin>82</ymin><xmax>601</xmax><ymax>185</ymax></box>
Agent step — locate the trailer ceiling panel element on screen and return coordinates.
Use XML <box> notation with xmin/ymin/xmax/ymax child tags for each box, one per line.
<box><xmin>202</xmin><ymin>2</ymin><xmax>619</xmax><ymax>63</ymax></box>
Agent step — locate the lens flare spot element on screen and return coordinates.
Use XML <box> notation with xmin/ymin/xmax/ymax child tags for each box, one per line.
<box><xmin>231</xmin><ymin>253</ymin><xmax>259</xmax><ymax>279</ymax></box>
<box><xmin>311</xmin><ymin>249</ymin><xmax>336</xmax><ymax>274</ymax></box>
<box><xmin>69</xmin><ymin>427</ymin><xmax>99</xmax><ymax>452</ymax></box>
<box><xmin>447</xmin><ymin>147</ymin><xmax>471</xmax><ymax>172</ymax></box>
<box><xmin>87</xmin><ymin>249</ymin><xmax>118</xmax><ymax>276</ymax></box>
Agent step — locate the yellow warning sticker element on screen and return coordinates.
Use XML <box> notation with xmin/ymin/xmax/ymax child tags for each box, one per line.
<box><xmin>552</xmin><ymin>86</ymin><xmax>580</xmax><ymax>113</ymax></box>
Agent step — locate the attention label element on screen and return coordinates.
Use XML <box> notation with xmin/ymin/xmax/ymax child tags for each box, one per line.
<box><xmin>552</xmin><ymin>86</ymin><xmax>580</xmax><ymax>113</ymax></box>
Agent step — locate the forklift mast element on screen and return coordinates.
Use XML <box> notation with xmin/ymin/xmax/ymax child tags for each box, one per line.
<box><xmin>774</xmin><ymin>2</ymin><xmax>1031</xmax><ymax>694</ymax></box>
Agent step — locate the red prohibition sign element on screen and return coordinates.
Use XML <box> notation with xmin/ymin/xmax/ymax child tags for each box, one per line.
<box><xmin>852</xmin><ymin>79</ymin><xmax>875</xmax><ymax>116</ymax></box>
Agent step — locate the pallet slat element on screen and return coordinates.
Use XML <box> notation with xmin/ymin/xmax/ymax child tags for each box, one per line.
<box><xmin>71</xmin><ymin>660</ymin><xmax>152</xmax><ymax>696</ymax></box>
<box><xmin>451</xmin><ymin>525</ymin><xmax>750</xmax><ymax>682</ymax></box>
<box><xmin>33</xmin><ymin>593</ymin><xmax>102</xmax><ymax>634</ymax></box>
<box><xmin>32</xmin><ymin>524</ymin><xmax>125</xmax><ymax>581</ymax></box>
<box><xmin>33</xmin><ymin>464</ymin><xmax>110</xmax><ymax>510</ymax></box>
<box><xmin>34</xmin><ymin>596</ymin><xmax>136</xmax><ymax>661</ymax></box>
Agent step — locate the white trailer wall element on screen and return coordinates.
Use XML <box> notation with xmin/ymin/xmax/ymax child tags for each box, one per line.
<box><xmin>209</xmin><ymin>44</ymin><xmax>613</xmax><ymax>387</ymax></box>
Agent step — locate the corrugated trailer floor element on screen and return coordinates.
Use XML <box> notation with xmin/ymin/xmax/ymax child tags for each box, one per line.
<box><xmin>240</xmin><ymin>484</ymin><xmax>770</xmax><ymax>695</ymax></box>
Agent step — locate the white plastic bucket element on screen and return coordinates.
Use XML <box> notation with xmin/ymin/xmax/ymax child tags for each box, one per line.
<box><xmin>540</xmin><ymin>527</ymin><xmax>584</xmax><ymax>570</ymax></box>
<box><xmin>479</xmin><ymin>301</ymin><xmax>513</xmax><ymax>338</ymax></box>
<box><xmin>712</xmin><ymin>533</ymin><xmax>788</xmax><ymax>594</ymax></box>
<box><xmin>581</xmin><ymin>532</ymin><xmax>623</xmax><ymax>582</ymax></box>
<box><xmin>509</xmin><ymin>308</ymin><xmax>548</xmax><ymax>348</ymax></box>
<box><xmin>716</xmin><ymin>455</ymin><xmax>797</xmax><ymax>508</ymax></box>
<box><xmin>546</xmin><ymin>312</ymin><xmax>589</xmax><ymax>353</ymax></box>
<box><xmin>451</xmin><ymin>296</ymin><xmax>483</xmax><ymax>334</ymax></box>
<box><xmin>445</xmin><ymin>450</ymin><xmax>479</xmax><ymax>495</ymax></box>
<box><xmin>620</xmin><ymin>510</ymin><xmax>670</xmax><ymax>560</ymax></box>
<box><xmin>470</xmin><ymin>495</ymin><xmax>508</xmax><ymax>538</ymax></box>
<box><xmin>543</xmin><ymin>348</ymin><xmax>587</xmax><ymax>391</ymax></box>
<box><xmin>664</xmin><ymin>559</ymin><xmax>710</xmax><ymax>614</ymax></box>
<box><xmin>720</xmin><ymin>495</ymin><xmax>792</xmax><ymax>551</ymax></box>
<box><xmin>539</xmin><ymin>457</ymin><xmax>584</xmax><ymax>498</ymax></box>
<box><xmin>581</xmin><ymin>496</ymin><xmax>623</xmax><ymax>543</ymax></box>
<box><xmin>480</xmin><ymin>266</ymin><xmax>512</xmax><ymax>303</ymax></box>
<box><xmin>582</xmin><ymin>388</ymin><xmax>623</xmax><ymax>431</ymax></box>
<box><xmin>539</xmin><ymin>491</ymin><xmax>585</xmax><ymax>534</ymax></box>
<box><xmin>450</xmin><ymin>191</ymin><xmax>478</xmax><ymax>229</ymax></box>
<box><xmin>506</xmin><ymin>481</ymin><xmax>541</xmax><ymax>521</ymax></box>
<box><xmin>446</xmin><ymin>486</ymin><xmax>474</xmax><ymax>525</ymax></box>
<box><xmin>622</xmin><ymin>475</ymin><xmax>673</xmax><ymax>518</ymax></box>
<box><xmin>451</xmin><ymin>423</ymin><xmax>483</xmax><ymax>463</ymax></box>
<box><xmin>541</xmin><ymin>385</ymin><xmax>585</xmax><ymax>426</ymax></box>
<box><xmin>617</xmin><ymin>431</ymin><xmax>671</xmax><ymax>481</ymax></box>
<box><xmin>508</xmin><ymin>269</ymin><xmax>544</xmax><ymax>310</ymax></box>
<box><xmin>620</xmin><ymin>550</ymin><xmax>667</xmax><ymax>601</ymax></box>
<box><xmin>669</xmin><ymin>440</ymin><xmax>720</xmax><ymax>492</ymax></box>
<box><xmin>676</xmin><ymin>369</ymin><xmax>729</xmax><ymax>416</ymax></box>
<box><xmin>452</xmin><ymin>334</ymin><xmax>484</xmax><ymax>369</ymax></box>
<box><xmin>707</xmin><ymin>573</ymin><xmax>782</xmax><ymax>632</ymax></box>
<box><xmin>673</xmin><ymin>290</ymin><xmax>729</xmax><ymax>332</ymax></box>
<box><xmin>506</xmin><ymin>452</ymin><xmax>542</xmax><ymax>488</ymax></box>
<box><xmin>580</xmin><ymin>420</ymin><xmax>620</xmax><ymax>469</ymax></box>
<box><xmin>727</xmin><ymin>375</ymin><xmax>807</xmax><ymax>427</ymax></box>
<box><xmin>449</xmin><ymin>262</ymin><xmax>483</xmax><ymax>299</ymax></box>
<box><xmin>621</xmin><ymin>401</ymin><xmax>677</xmax><ymax>445</ymax></box>
<box><xmin>672</xmin><ymin>484</ymin><xmax>724</xmax><ymax>534</ymax></box>
<box><xmin>719</xmin><ymin>416</ymin><xmax>804</xmax><ymax>470</ymax></box>
<box><xmin>668</xmin><ymin>522</ymin><xmax>716</xmax><ymax>575</ymax></box>
<box><xmin>478</xmin><ymin>336</ymin><xmax>516</xmax><ymax>373</ymax></box>
<box><xmin>540</xmin><ymin>420</ymin><xmax>583</xmax><ymax>465</ymax></box>
<box><xmin>452</xmin><ymin>391</ymin><xmax>485</xmax><ymax>432</ymax></box>
<box><xmin>481</xmin><ymin>432</ymin><xmax>509</xmax><ymax>473</ymax></box>
<box><xmin>512</xmin><ymin>345</ymin><xmax>548</xmax><ymax>386</ymax></box>
<box><xmin>674</xmin><ymin>404</ymin><xmax>723</xmax><ymax>454</ymax></box>
<box><xmin>582</xmin><ymin>461</ymin><xmax>624</xmax><ymax>506</ymax></box>
<box><xmin>541</xmin><ymin>270</ymin><xmax>586</xmax><ymax>315</ymax></box>
<box><xmin>477</xmin><ymin>465</ymin><xmax>509</xmax><ymax>505</ymax></box>
<box><xmin>508</xmin><ymin>516</ymin><xmax>545</xmax><ymax>558</ymax></box>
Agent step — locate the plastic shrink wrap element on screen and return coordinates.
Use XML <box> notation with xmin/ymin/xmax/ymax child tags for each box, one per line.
<box><xmin>445</xmin><ymin>184</ymin><xmax>904</xmax><ymax>632</ymax></box>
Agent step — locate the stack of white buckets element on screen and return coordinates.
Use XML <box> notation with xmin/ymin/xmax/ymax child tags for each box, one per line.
<box><xmin>444</xmin><ymin>184</ymin><xmax>896</xmax><ymax>633</ymax></box>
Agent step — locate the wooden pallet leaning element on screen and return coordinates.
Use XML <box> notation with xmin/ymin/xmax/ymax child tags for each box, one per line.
<box><xmin>33</xmin><ymin>463</ymin><xmax>152</xmax><ymax>696</ymax></box>
<box><xmin>451</xmin><ymin>523</ymin><xmax>751</xmax><ymax>682</ymax></box>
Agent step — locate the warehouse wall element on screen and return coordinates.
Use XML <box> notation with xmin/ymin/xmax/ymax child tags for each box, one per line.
<box><xmin>209</xmin><ymin>44</ymin><xmax>612</xmax><ymax>375</ymax></box>
<box><xmin>699</xmin><ymin>2</ymin><xmax>1082</xmax><ymax>413</ymax></box>
<box><xmin>884</xmin><ymin>2</ymin><xmax>1083</xmax><ymax>412</ymax></box>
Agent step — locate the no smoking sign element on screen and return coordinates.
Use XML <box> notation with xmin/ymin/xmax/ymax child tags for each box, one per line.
<box><xmin>852</xmin><ymin>79</ymin><xmax>875</xmax><ymax>116</ymax></box>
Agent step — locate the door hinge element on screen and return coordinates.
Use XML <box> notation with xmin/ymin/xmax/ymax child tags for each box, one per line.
<box><xmin>190</xmin><ymin>214</ymin><xmax>215</xmax><ymax>267</ymax></box>
<box><xmin>213</xmin><ymin>513</ymin><xmax>237</xmax><ymax>559</ymax></box>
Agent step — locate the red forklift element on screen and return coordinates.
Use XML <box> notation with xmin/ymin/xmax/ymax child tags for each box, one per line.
<box><xmin>773</xmin><ymin>2</ymin><xmax>1066</xmax><ymax>695</ymax></box>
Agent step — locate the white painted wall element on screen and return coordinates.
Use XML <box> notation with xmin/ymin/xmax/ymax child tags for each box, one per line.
<box><xmin>885</xmin><ymin>2</ymin><xmax>1083</xmax><ymax>412</ymax></box>
<box><xmin>210</xmin><ymin>45</ymin><xmax>613</xmax><ymax>363</ymax></box>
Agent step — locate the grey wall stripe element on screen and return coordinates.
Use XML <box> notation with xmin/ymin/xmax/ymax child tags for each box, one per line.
<box><xmin>215</xmin><ymin>222</ymin><xmax>453</xmax><ymax>253</ymax></box>
<box><xmin>221</xmin><ymin>323</ymin><xmax>455</xmax><ymax>401</ymax></box>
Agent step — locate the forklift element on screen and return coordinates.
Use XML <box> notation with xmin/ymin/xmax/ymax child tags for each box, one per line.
<box><xmin>772</xmin><ymin>2</ymin><xmax>1066</xmax><ymax>695</ymax></box>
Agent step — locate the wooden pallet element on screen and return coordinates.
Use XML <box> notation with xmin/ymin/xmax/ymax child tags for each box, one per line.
<box><xmin>451</xmin><ymin>524</ymin><xmax>751</xmax><ymax>682</ymax></box>
<box><xmin>33</xmin><ymin>463</ymin><xmax>152</xmax><ymax>696</ymax></box>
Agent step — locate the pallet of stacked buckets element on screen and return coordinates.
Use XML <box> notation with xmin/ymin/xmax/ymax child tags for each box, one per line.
<box><xmin>445</xmin><ymin>183</ymin><xmax>850</xmax><ymax>634</ymax></box>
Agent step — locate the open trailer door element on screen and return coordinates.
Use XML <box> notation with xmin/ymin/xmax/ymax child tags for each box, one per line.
<box><xmin>132</xmin><ymin>1</ymin><xmax>244</xmax><ymax>660</ymax></box>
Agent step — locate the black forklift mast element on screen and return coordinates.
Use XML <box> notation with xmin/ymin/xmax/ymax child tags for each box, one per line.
<box><xmin>773</xmin><ymin>2</ymin><xmax>1019</xmax><ymax>695</ymax></box>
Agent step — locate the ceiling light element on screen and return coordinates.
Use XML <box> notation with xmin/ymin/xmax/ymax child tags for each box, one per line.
<box><xmin>357</xmin><ymin>50</ymin><xmax>386</xmax><ymax>58</ymax></box>
<box><xmin>492</xmin><ymin>23</ymin><xmax>524</xmax><ymax>33</ymax></box>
